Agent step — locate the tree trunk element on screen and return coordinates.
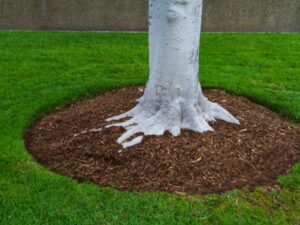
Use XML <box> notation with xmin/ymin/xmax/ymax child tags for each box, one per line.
<box><xmin>107</xmin><ymin>0</ymin><xmax>239</xmax><ymax>148</ymax></box>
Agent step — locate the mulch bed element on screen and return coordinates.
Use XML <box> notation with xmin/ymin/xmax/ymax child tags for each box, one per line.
<box><xmin>25</xmin><ymin>86</ymin><xmax>300</xmax><ymax>195</ymax></box>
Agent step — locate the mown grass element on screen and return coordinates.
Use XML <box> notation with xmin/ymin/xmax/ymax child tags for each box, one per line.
<box><xmin>0</xmin><ymin>31</ymin><xmax>299</xmax><ymax>225</ymax></box>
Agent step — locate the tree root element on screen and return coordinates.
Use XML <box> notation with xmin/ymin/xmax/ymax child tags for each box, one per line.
<box><xmin>106</xmin><ymin>96</ymin><xmax>239</xmax><ymax>148</ymax></box>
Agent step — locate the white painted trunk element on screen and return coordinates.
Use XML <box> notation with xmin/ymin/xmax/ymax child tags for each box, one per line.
<box><xmin>107</xmin><ymin>0</ymin><xmax>239</xmax><ymax>148</ymax></box>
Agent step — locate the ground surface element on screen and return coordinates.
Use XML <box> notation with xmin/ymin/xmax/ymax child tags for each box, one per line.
<box><xmin>0</xmin><ymin>32</ymin><xmax>300</xmax><ymax>225</ymax></box>
<box><xmin>26</xmin><ymin>87</ymin><xmax>300</xmax><ymax>195</ymax></box>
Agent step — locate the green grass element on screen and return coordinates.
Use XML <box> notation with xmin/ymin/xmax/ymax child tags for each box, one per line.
<box><xmin>0</xmin><ymin>31</ymin><xmax>299</xmax><ymax>225</ymax></box>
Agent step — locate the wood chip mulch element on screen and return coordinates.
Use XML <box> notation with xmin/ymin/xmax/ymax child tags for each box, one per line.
<box><xmin>25</xmin><ymin>87</ymin><xmax>300</xmax><ymax>195</ymax></box>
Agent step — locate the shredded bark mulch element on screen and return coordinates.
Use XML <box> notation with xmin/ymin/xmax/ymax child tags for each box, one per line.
<box><xmin>25</xmin><ymin>87</ymin><xmax>300</xmax><ymax>195</ymax></box>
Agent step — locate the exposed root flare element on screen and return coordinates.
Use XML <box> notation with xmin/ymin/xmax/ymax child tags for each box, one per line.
<box><xmin>106</xmin><ymin>97</ymin><xmax>239</xmax><ymax>148</ymax></box>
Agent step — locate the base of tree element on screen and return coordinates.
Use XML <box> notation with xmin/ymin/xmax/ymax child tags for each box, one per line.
<box><xmin>25</xmin><ymin>86</ymin><xmax>300</xmax><ymax>195</ymax></box>
<box><xmin>106</xmin><ymin>85</ymin><xmax>239</xmax><ymax>148</ymax></box>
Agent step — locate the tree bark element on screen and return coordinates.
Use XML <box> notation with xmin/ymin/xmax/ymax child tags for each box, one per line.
<box><xmin>107</xmin><ymin>0</ymin><xmax>239</xmax><ymax>148</ymax></box>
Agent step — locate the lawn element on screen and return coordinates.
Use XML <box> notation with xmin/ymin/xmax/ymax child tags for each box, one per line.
<box><xmin>0</xmin><ymin>31</ymin><xmax>299</xmax><ymax>225</ymax></box>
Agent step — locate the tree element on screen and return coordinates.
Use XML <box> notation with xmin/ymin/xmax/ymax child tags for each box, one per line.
<box><xmin>107</xmin><ymin>0</ymin><xmax>239</xmax><ymax>148</ymax></box>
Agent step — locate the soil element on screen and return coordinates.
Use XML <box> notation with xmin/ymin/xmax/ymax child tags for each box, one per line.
<box><xmin>25</xmin><ymin>86</ymin><xmax>300</xmax><ymax>195</ymax></box>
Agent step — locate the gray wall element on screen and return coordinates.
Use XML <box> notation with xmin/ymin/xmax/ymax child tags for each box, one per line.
<box><xmin>0</xmin><ymin>0</ymin><xmax>299</xmax><ymax>32</ymax></box>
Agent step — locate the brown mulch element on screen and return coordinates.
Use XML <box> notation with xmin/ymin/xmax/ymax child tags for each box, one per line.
<box><xmin>25</xmin><ymin>86</ymin><xmax>300</xmax><ymax>195</ymax></box>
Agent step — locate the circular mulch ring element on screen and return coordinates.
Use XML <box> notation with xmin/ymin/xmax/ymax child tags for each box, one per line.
<box><xmin>25</xmin><ymin>87</ymin><xmax>300</xmax><ymax>195</ymax></box>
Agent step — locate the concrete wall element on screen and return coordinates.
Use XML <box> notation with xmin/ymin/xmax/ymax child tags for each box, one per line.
<box><xmin>0</xmin><ymin>0</ymin><xmax>299</xmax><ymax>32</ymax></box>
